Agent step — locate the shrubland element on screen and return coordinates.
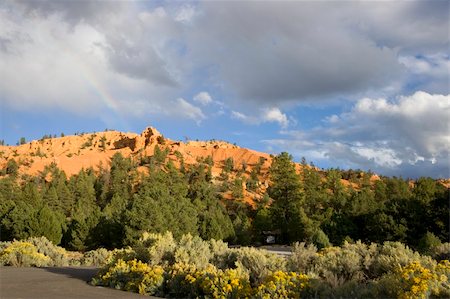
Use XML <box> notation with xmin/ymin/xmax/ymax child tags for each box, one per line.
<box><xmin>2</xmin><ymin>234</ymin><xmax>448</xmax><ymax>298</ymax></box>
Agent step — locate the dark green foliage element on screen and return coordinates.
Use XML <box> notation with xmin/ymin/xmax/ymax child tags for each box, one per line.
<box><xmin>223</xmin><ymin>157</ymin><xmax>234</xmax><ymax>173</ymax></box>
<box><xmin>253</xmin><ymin>208</ymin><xmax>272</xmax><ymax>236</ymax></box>
<box><xmin>0</xmin><ymin>147</ymin><xmax>447</xmax><ymax>253</ymax></box>
<box><xmin>153</xmin><ymin>145</ymin><xmax>169</xmax><ymax>166</ymax></box>
<box><xmin>6</xmin><ymin>159</ymin><xmax>19</xmax><ymax>177</ymax></box>
<box><xmin>310</xmin><ymin>229</ymin><xmax>331</xmax><ymax>249</ymax></box>
<box><xmin>231</xmin><ymin>177</ymin><xmax>244</xmax><ymax>198</ymax></box>
<box><xmin>268</xmin><ymin>152</ymin><xmax>311</xmax><ymax>243</ymax></box>
<box><xmin>64</xmin><ymin>170</ymin><xmax>101</xmax><ymax>250</ymax></box>
<box><xmin>123</xmin><ymin>165</ymin><xmax>199</xmax><ymax>244</ymax></box>
<box><xmin>97</xmin><ymin>153</ymin><xmax>134</xmax><ymax>208</ymax></box>
<box><xmin>418</xmin><ymin>231</ymin><xmax>442</xmax><ymax>255</ymax></box>
<box><xmin>32</xmin><ymin>205</ymin><xmax>65</xmax><ymax>244</ymax></box>
<box><xmin>1</xmin><ymin>201</ymin><xmax>64</xmax><ymax>244</ymax></box>
<box><xmin>81</xmin><ymin>135</ymin><xmax>94</xmax><ymax>149</ymax></box>
<box><xmin>99</xmin><ymin>135</ymin><xmax>107</xmax><ymax>151</ymax></box>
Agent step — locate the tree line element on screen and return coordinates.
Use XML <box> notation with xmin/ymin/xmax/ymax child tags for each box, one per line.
<box><xmin>0</xmin><ymin>151</ymin><xmax>448</xmax><ymax>253</ymax></box>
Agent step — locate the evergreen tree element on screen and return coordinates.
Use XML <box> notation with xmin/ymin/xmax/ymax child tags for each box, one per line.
<box><xmin>65</xmin><ymin>170</ymin><xmax>101</xmax><ymax>250</ymax></box>
<box><xmin>5</xmin><ymin>159</ymin><xmax>19</xmax><ymax>177</ymax></box>
<box><xmin>99</xmin><ymin>153</ymin><xmax>134</xmax><ymax>207</ymax></box>
<box><xmin>31</xmin><ymin>205</ymin><xmax>65</xmax><ymax>244</ymax></box>
<box><xmin>124</xmin><ymin>166</ymin><xmax>198</xmax><ymax>244</ymax></box>
<box><xmin>186</xmin><ymin>162</ymin><xmax>234</xmax><ymax>241</ymax></box>
<box><xmin>1</xmin><ymin>201</ymin><xmax>37</xmax><ymax>241</ymax></box>
<box><xmin>268</xmin><ymin>152</ymin><xmax>309</xmax><ymax>243</ymax></box>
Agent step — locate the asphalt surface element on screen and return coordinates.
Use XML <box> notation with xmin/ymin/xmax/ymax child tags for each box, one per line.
<box><xmin>0</xmin><ymin>266</ymin><xmax>155</xmax><ymax>299</ymax></box>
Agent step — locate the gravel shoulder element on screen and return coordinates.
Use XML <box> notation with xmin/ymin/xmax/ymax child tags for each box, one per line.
<box><xmin>0</xmin><ymin>266</ymin><xmax>154</xmax><ymax>299</ymax></box>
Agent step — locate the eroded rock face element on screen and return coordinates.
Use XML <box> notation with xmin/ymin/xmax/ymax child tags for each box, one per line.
<box><xmin>133</xmin><ymin>127</ymin><xmax>162</xmax><ymax>150</ymax></box>
<box><xmin>113</xmin><ymin>137</ymin><xmax>137</xmax><ymax>151</ymax></box>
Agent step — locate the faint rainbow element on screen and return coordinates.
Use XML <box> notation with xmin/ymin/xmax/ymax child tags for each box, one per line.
<box><xmin>58</xmin><ymin>42</ymin><xmax>130</xmax><ymax>130</ymax></box>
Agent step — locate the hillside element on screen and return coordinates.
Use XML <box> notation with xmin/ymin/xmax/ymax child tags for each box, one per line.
<box><xmin>0</xmin><ymin>127</ymin><xmax>277</xmax><ymax>206</ymax></box>
<box><xmin>1</xmin><ymin>125</ymin><xmax>448</xmax><ymax>255</ymax></box>
<box><xmin>0</xmin><ymin>127</ymin><xmax>269</xmax><ymax>173</ymax></box>
<box><xmin>0</xmin><ymin>126</ymin><xmax>389</xmax><ymax>208</ymax></box>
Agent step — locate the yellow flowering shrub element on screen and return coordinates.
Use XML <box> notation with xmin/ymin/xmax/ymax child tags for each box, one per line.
<box><xmin>26</xmin><ymin>236</ymin><xmax>73</xmax><ymax>266</ymax></box>
<box><xmin>0</xmin><ymin>240</ymin><xmax>51</xmax><ymax>267</ymax></box>
<box><xmin>164</xmin><ymin>262</ymin><xmax>207</xmax><ymax>297</ymax></box>
<box><xmin>164</xmin><ymin>262</ymin><xmax>252</xmax><ymax>298</ymax></box>
<box><xmin>200</xmin><ymin>267</ymin><xmax>252</xmax><ymax>298</ymax></box>
<box><xmin>92</xmin><ymin>259</ymin><xmax>164</xmax><ymax>296</ymax></box>
<box><xmin>255</xmin><ymin>271</ymin><xmax>309</xmax><ymax>299</ymax></box>
<box><xmin>396</xmin><ymin>260</ymin><xmax>450</xmax><ymax>299</ymax></box>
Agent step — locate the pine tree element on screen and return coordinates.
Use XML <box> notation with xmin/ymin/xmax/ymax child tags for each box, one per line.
<box><xmin>268</xmin><ymin>152</ymin><xmax>309</xmax><ymax>243</ymax></box>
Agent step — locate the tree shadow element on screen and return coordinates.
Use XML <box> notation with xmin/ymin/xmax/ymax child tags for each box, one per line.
<box><xmin>44</xmin><ymin>267</ymin><xmax>100</xmax><ymax>283</ymax></box>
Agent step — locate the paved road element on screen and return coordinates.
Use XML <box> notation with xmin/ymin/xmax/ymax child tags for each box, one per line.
<box><xmin>259</xmin><ymin>245</ymin><xmax>293</xmax><ymax>256</ymax></box>
<box><xmin>0</xmin><ymin>266</ymin><xmax>156</xmax><ymax>299</ymax></box>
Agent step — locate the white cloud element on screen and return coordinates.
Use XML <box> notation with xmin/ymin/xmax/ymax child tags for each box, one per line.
<box><xmin>193</xmin><ymin>91</ymin><xmax>213</xmax><ymax>105</ymax></box>
<box><xmin>398</xmin><ymin>53</ymin><xmax>449</xmax><ymax>93</ymax></box>
<box><xmin>175</xmin><ymin>6</ymin><xmax>197</xmax><ymax>23</ymax></box>
<box><xmin>1</xmin><ymin>1</ymin><xmax>448</xmax><ymax>118</ymax></box>
<box><xmin>231</xmin><ymin>107</ymin><xmax>289</xmax><ymax>128</ymax></box>
<box><xmin>231</xmin><ymin>111</ymin><xmax>248</xmax><ymax>122</ymax></box>
<box><xmin>262</xmin><ymin>108</ymin><xmax>289</xmax><ymax>128</ymax></box>
<box><xmin>174</xmin><ymin>98</ymin><xmax>205</xmax><ymax>124</ymax></box>
<box><xmin>264</xmin><ymin>91</ymin><xmax>450</xmax><ymax>177</ymax></box>
<box><xmin>352</xmin><ymin>147</ymin><xmax>402</xmax><ymax>168</ymax></box>
<box><xmin>0</xmin><ymin>10</ymin><xmax>108</xmax><ymax>114</ymax></box>
<box><xmin>0</xmin><ymin>2</ymin><xmax>186</xmax><ymax>121</ymax></box>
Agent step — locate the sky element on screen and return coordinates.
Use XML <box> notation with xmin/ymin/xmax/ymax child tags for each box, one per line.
<box><xmin>0</xmin><ymin>0</ymin><xmax>448</xmax><ymax>178</ymax></box>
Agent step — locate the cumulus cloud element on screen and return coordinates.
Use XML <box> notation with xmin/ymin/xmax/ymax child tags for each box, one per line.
<box><xmin>231</xmin><ymin>107</ymin><xmax>289</xmax><ymax>128</ymax></box>
<box><xmin>264</xmin><ymin>92</ymin><xmax>450</xmax><ymax>178</ymax></box>
<box><xmin>0</xmin><ymin>2</ymin><xmax>188</xmax><ymax>121</ymax></box>
<box><xmin>1</xmin><ymin>0</ymin><xmax>449</xmax><ymax>177</ymax></box>
<box><xmin>262</xmin><ymin>108</ymin><xmax>289</xmax><ymax>128</ymax></box>
<box><xmin>186</xmin><ymin>1</ymin><xmax>447</xmax><ymax>105</ymax></box>
<box><xmin>399</xmin><ymin>53</ymin><xmax>449</xmax><ymax>94</ymax></box>
<box><xmin>0</xmin><ymin>9</ymin><xmax>108</xmax><ymax>114</ymax></box>
<box><xmin>174</xmin><ymin>98</ymin><xmax>205</xmax><ymax>124</ymax></box>
<box><xmin>1</xmin><ymin>1</ymin><xmax>448</xmax><ymax>117</ymax></box>
<box><xmin>193</xmin><ymin>92</ymin><xmax>213</xmax><ymax>105</ymax></box>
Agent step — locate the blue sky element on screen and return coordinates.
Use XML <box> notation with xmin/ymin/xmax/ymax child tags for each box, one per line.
<box><xmin>0</xmin><ymin>0</ymin><xmax>448</xmax><ymax>178</ymax></box>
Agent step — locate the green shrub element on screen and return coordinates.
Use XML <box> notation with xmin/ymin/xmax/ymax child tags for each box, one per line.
<box><xmin>209</xmin><ymin>239</ymin><xmax>232</xmax><ymax>269</ymax></box>
<box><xmin>369</xmin><ymin>241</ymin><xmax>436</xmax><ymax>278</ymax></box>
<box><xmin>313</xmin><ymin>245</ymin><xmax>365</xmax><ymax>287</ymax></box>
<box><xmin>0</xmin><ymin>240</ymin><xmax>51</xmax><ymax>267</ymax></box>
<box><xmin>287</xmin><ymin>242</ymin><xmax>318</xmax><ymax>274</ymax></box>
<box><xmin>228</xmin><ymin>247</ymin><xmax>286</xmax><ymax>286</ymax></box>
<box><xmin>418</xmin><ymin>232</ymin><xmax>442</xmax><ymax>255</ymax></box>
<box><xmin>135</xmin><ymin>231</ymin><xmax>176</xmax><ymax>266</ymax></box>
<box><xmin>311</xmin><ymin>229</ymin><xmax>331</xmax><ymax>249</ymax></box>
<box><xmin>82</xmin><ymin>248</ymin><xmax>113</xmax><ymax>266</ymax></box>
<box><xmin>373</xmin><ymin>260</ymin><xmax>450</xmax><ymax>299</ymax></box>
<box><xmin>431</xmin><ymin>243</ymin><xmax>450</xmax><ymax>261</ymax></box>
<box><xmin>175</xmin><ymin>234</ymin><xmax>212</xmax><ymax>269</ymax></box>
<box><xmin>201</xmin><ymin>266</ymin><xmax>252</xmax><ymax>298</ymax></box>
<box><xmin>26</xmin><ymin>236</ymin><xmax>73</xmax><ymax>266</ymax></box>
